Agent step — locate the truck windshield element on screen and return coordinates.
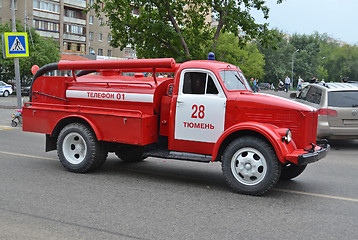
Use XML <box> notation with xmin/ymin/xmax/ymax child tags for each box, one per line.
<box><xmin>220</xmin><ymin>70</ymin><xmax>249</xmax><ymax>90</ymax></box>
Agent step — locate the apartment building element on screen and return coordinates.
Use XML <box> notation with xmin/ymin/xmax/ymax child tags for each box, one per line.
<box><xmin>0</xmin><ymin>0</ymin><xmax>136</xmax><ymax>59</ymax></box>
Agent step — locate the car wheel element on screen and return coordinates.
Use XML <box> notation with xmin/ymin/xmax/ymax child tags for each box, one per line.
<box><xmin>280</xmin><ymin>163</ymin><xmax>306</xmax><ymax>180</ymax></box>
<box><xmin>115</xmin><ymin>146</ymin><xmax>146</xmax><ymax>163</ymax></box>
<box><xmin>11</xmin><ymin>120</ymin><xmax>17</xmax><ymax>127</ymax></box>
<box><xmin>222</xmin><ymin>136</ymin><xmax>281</xmax><ymax>196</ymax></box>
<box><xmin>57</xmin><ymin>123</ymin><xmax>107</xmax><ymax>173</ymax></box>
<box><xmin>3</xmin><ymin>90</ymin><xmax>9</xmax><ymax>97</ymax></box>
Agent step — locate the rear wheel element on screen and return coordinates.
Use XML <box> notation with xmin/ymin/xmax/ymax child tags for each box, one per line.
<box><xmin>57</xmin><ymin>123</ymin><xmax>107</xmax><ymax>173</ymax></box>
<box><xmin>280</xmin><ymin>163</ymin><xmax>306</xmax><ymax>180</ymax></box>
<box><xmin>115</xmin><ymin>146</ymin><xmax>146</xmax><ymax>163</ymax></box>
<box><xmin>222</xmin><ymin>136</ymin><xmax>281</xmax><ymax>196</ymax></box>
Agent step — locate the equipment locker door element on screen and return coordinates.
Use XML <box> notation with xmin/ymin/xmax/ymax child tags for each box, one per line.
<box><xmin>174</xmin><ymin>69</ymin><xmax>226</xmax><ymax>144</ymax></box>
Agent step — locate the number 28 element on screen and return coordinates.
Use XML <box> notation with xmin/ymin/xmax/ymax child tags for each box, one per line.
<box><xmin>191</xmin><ymin>104</ymin><xmax>205</xmax><ymax>119</ymax></box>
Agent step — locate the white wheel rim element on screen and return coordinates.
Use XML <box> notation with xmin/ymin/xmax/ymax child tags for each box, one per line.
<box><xmin>62</xmin><ymin>132</ymin><xmax>87</xmax><ymax>164</ymax></box>
<box><xmin>230</xmin><ymin>147</ymin><xmax>267</xmax><ymax>186</ymax></box>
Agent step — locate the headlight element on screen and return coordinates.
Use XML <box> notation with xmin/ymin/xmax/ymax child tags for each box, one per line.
<box><xmin>281</xmin><ymin>129</ymin><xmax>292</xmax><ymax>143</ymax></box>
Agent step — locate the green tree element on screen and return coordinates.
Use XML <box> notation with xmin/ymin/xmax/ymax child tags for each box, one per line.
<box><xmin>215</xmin><ymin>33</ymin><xmax>265</xmax><ymax>79</ymax></box>
<box><xmin>322</xmin><ymin>44</ymin><xmax>358</xmax><ymax>82</ymax></box>
<box><xmin>257</xmin><ymin>29</ymin><xmax>290</xmax><ymax>84</ymax></box>
<box><xmin>0</xmin><ymin>21</ymin><xmax>60</xmax><ymax>83</ymax></box>
<box><xmin>90</xmin><ymin>0</ymin><xmax>282</xmax><ymax>61</ymax></box>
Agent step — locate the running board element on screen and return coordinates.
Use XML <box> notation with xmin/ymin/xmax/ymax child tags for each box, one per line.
<box><xmin>145</xmin><ymin>149</ymin><xmax>212</xmax><ymax>163</ymax></box>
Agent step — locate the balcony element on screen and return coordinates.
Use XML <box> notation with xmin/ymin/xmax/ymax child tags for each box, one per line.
<box><xmin>33</xmin><ymin>10</ymin><xmax>60</xmax><ymax>21</ymax></box>
<box><xmin>64</xmin><ymin>0</ymin><xmax>86</xmax><ymax>8</ymax></box>
<box><xmin>63</xmin><ymin>33</ymin><xmax>86</xmax><ymax>42</ymax></box>
<box><xmin>36</xmin><ymin>31</ymin><xmax>60</xmax><ymax>39</ymax></box>
<box><xmin>63</xmin><ymin>16</ymin><xmax>86</xmax><ymax>25</ymax></box>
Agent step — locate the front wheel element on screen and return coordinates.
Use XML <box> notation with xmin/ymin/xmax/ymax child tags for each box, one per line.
<box><xmin>57</xmin><ymin>123</ymin><xmax>107</xmax><ymax>173</ymax></box>
<box><xmin>280</xmin><ymin>163</ymin><xmax>306</xmax><ymax>180</ymax></box>
<box><xmin>3</xmin><ymin>90</ymin><xmax>9</xmax><ymax>97</ymax></box>
<box><xmin>222</xmin><ymin>136</ymin><xmax>281</xmax><ymax>196</ymax></box>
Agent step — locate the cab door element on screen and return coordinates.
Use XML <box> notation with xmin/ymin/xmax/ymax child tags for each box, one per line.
<box><xmin>173</xmin><ymin>69</ymin><xmax>226</xmax><ymax>149</ymax></box>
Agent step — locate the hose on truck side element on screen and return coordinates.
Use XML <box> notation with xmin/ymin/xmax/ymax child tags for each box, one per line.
<box><xmin>30</xmin><ymin>63</ymin><xmax>59</xmax><ymax>101</ymax></box>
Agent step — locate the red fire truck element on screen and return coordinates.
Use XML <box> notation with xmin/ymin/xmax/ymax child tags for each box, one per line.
<box><xmin>22</xmin><ymin>58</ymin><xmax>329</xmax><ymax>195</ymax></box>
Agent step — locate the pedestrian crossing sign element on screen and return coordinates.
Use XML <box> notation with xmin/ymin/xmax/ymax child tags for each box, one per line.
<box><xmin>2</xmin><ymin>32</ymin><xmax>29</xmax><ymax>58</ymax></box>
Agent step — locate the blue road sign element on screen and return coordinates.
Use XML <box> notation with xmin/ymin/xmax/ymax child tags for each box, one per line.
<box><xmin>2</xmin><ymin>32</ymin><xmax>29</xmax><ymax>58</ymax></box>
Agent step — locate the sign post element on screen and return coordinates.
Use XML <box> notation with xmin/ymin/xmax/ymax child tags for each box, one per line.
<box><xmin>1</xmin><ymin>0</ymin><xmax>30</xmax><ymax>109</ymax></box>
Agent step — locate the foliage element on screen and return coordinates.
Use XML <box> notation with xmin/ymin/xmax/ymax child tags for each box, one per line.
<box><xmin>321</xmin><ymin>44</ymin><xmax>358</xmax><ymax>82</ymax></box>
<box><xmin>90</xmin><ymin>0</ymin><xmax>282</xmax><ymax>61</ymax></box>
<box><xmin>0</xmin><ymin>21</ymin><xmax>60</xmax><ymax>84</ymax></box>
<box><xmin>257</xmin><ymin>30</ymin><xmax>358</xmax><ymax>85</ymax></box>
<box><xmin>215</xmin><ymin>33</ymin><xmax>265</xmax><ymax>80</ymax></box>
<box><xmin>257</xmin><ymin>29</ymin><xmax>290</xmax><ymax>84</ymax></box>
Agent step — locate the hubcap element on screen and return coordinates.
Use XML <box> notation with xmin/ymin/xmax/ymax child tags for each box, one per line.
<box><xmin>231</xmin><ymin>147</ymin><xmax>267</xmax><ymax>186</ymax></box>
<box><xmin>62</xmin><ymin>132</ymin><xmax>87</xmax><ymax>164</ymax></box>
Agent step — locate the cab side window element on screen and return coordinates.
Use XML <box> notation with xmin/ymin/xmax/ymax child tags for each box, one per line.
<box><xmin>306</xmin><ymin>86</ymin><xmax>322</xmax><ymax>104</ymax></box>
<box><xmin>183</xmin><ymin>72</ymin><xmax>218</xmax><ymax>95</ymax></box>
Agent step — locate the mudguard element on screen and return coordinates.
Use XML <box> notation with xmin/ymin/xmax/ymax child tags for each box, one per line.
<box><xmin>212</xmin><ymin>121</ymin><xmax>296</xmax><ymax>163</ymax></box>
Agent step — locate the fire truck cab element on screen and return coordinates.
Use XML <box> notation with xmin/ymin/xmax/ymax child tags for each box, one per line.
<box><xmin>22</xmin><ymin>58</ymin><xmax>329</xmax><ymax>195</ymax></box>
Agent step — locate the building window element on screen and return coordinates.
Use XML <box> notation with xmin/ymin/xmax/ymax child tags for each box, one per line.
<box><xmin>107</xmin><ymin>34</ymin><xmax>112</xmax><ymax>42</ymax></box>
<box><xmin>33</xmin><ymin>0</ymin><xmax>59</xmax><ymax>13</ymax></box>
<box><xmin>33</xmin><ymin>19</ymin><xmax>60</xmax><ymax>32</ymax></box>
<box><xmin>89</xmin><ymin>32</ymin><xmax>93</xmax><ymax>41</ymax></box>
<box><xmin>89</xmin><ymin>0</ymin><xmax>94</xmax><ymax>6</ymax></box>
<box><xmin>107</xmin><ymin>50</ymin><xmax>112</xmax><ymax>57</ymax></box>
<box><xmin>64</xmin><ymin>24</ymin><xmax>85</xmax><ymax>35</ymax></box>
<box><xmin>89</xmin><ymin>47</ymin><xmax>95</xmax><ymax>55</ymax></box>
<box><xmin>98</xmin><ymin>49</ymin><xmax>103</xmax><ymax>56</ymax></box>
<box><xmin>89</xmin><ymin>15</ymin><xmax>94</xmax><ymax>24</ymax></box>
<box><xmin>98</xmin><ymin>33</ymin><xmax>103</xmax><ymax>41</ymax></box>
<box><xmin>63</xmin><ymin>42</ymin><xmax>86</xmax><ymax>54</ymax></box>
<box><xmin>65</xmin><ymin>7</ymin><xmax>86</xmax><ymax>20</ymax></box>
<box><xmin>99</xmin><ymin>17</ymin><xmax>103</xmax><ymax>25</ymax></box>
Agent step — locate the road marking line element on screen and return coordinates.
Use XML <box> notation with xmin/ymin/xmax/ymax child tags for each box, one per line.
<box><xmin>274</xmin><ymin>188</ymin><xmax>358</xmax><ymax>203</ymax></box>
<box><xmin>0</xmin><ymin>126</ymin><xmax>13</xmax><ymax>130</ymax></box>
<box><xmin>1</xmin><ymin>150</ymin><xmax>357</xmax><ymax>203</ymax></box>
<box><xmin>0</xmin><ymin>150</ymin><xmax>57</xmax><ymax>161</ymax></box>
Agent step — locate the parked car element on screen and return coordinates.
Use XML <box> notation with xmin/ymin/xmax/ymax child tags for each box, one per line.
<box><xmin>21</xmin><ymin>85</ymin><xmax>31</xmax><ymax>96</ymax></box>
<box><xmin>291</xmin><ymin>82</ymin><xmax>358</xmax><ymax>140</ymax></box>
<box><xmin>0</xmin><ymin>81</ymin><xmax>13</xmax><ymax>97</ymax></box>
<box><xmin>258</xmin><ymin>82</ymin><xmax>271</xmax><ymax>90</ymax></box>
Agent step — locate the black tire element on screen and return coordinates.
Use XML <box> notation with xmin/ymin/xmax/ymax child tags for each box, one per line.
<box><xmin>11</xmin><ymin>120</ymin><xmax>17</xmax><ymax>127</ymax></box>
<box><xmin>3</xmin><ymin>90</ymin><xmax>9</xmax><ymax>97</ymax></box>
<box><xmin>222</xmin><ymin>136</ymin><xmax>281</xmax><ymax>196</ymax></box>
<box><xmin>57</xmin><ymin>123</ymin><xmax>107</xmax><ymax>173</ymax></box>
<box><xmin>280</xmin><ymin>163</ymin><xmax>307</xmax><ymax>180</ymax></box>
<box><xmin>115</xmin><ymin>146</ymin><xmax>146</xmax><ymax>163</ymax></box>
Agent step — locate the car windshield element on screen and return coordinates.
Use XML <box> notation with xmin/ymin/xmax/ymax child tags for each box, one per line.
<box><xmin>219</xmin><ymin>70</ymin><xmax>249</xmax><ymax>90</ymax></box>
<box><xmin>328</xmin><ymin>91</ymin><xmax>358</xmax><ymax>107</ymax></box>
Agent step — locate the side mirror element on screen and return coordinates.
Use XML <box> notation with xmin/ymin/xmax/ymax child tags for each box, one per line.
<box><xmin>289</xmin><ymin>92</ymin><xmax>297</xmax><ymax>99</ymax></box>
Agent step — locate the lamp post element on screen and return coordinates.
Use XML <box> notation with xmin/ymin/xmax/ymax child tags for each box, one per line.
<box><xmin>291</xmin><ymin>49</ymin><xmax>299</xmax><ymax>88</ymax></box>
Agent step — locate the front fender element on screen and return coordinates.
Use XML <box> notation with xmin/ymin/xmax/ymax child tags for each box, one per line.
<box><xmin>212</xmin><ymin>121</ymin><xmax>295</xmax><ymax>163</ymax></box>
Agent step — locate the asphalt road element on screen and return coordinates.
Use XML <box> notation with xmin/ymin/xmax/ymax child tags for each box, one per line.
<box><xmin>0</xmin><ymin>94</ymin><xmax>358</xmax><ymax>239</ymax></box>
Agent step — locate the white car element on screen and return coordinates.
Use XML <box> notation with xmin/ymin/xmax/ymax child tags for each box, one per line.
<box><xmin>0</xmin><ymin>81</ymin><xmax>13</xmax><ymax>97</ymax></box>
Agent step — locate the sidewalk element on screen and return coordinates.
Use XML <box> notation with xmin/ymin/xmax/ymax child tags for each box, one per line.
<box><xmin>0</xmin><ymin>95</ymin><xmax>29</xmax><ymax>109</ymax></box>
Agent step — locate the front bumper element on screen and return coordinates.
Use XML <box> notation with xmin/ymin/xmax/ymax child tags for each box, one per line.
<box><xmin>297</xmin><ymin>143</ymin><xmax>330</xmax><ymax>166</ymax></box>
<box><xmin>285</xmin><ymin>140</ymin><xmax>330</xmax><ymax>166</ymax></box>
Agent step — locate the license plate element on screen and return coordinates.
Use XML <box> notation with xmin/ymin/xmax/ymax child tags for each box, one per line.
<box><xmin>343</xmin><ymin>119</ymin><xmax>358</xmax><ymax>125</ymax></box>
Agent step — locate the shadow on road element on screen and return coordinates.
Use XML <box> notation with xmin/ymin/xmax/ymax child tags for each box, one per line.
<box><xmin>327</xmin><ymin>139</ymin><xmax>358</xmax><ymax>150</ymax></box>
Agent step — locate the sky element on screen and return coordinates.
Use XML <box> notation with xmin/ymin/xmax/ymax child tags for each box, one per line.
<box><xmin>251</xmin><ymin>0</ymin><xmax>358</xmax><ymax>45</ymax></box>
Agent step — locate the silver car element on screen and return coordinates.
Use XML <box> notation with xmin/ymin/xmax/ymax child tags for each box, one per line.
<box><xmin>291</xmin><ymin>82</ymin><xmax>358</xmax><ymax>140</ymax></box>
